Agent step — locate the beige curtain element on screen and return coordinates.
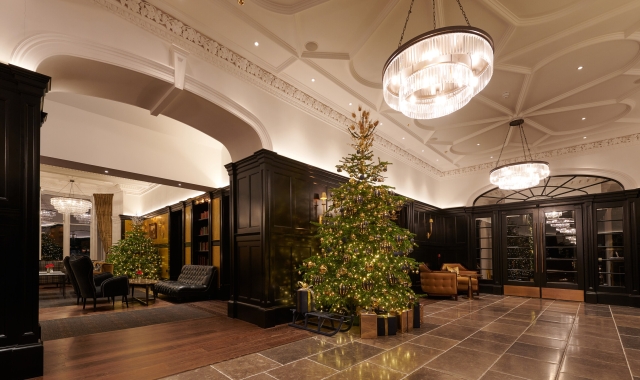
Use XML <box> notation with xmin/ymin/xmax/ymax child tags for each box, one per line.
<box><xmin>94</xmin><ymin>194</ymin><xmax>113</xmax><ymax>257</ymax></box>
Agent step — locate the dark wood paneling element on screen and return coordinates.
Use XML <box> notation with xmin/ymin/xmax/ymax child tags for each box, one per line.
<box><xmin>0</xmin><ymin>64</ymin><xmax>50</xmax><ymax>379</ymax></box>
<box><xmin>272</xmin><ymin>172</ymin><xmax>291</xmax><ymax>228</ymax></box>
<box><xmin>294</xmin><ymin>178</ymin><xmax>310</xmax><ymax>230</ymax></box>
<box><xmin>237</xmin><ymin>176</ymin><xmax>250</xmax><ymax>230</ymax></box>
<box><xmin>250</xmin><ymin>172</ymin><xmax>262</xmax><ymax>229</ymax></box>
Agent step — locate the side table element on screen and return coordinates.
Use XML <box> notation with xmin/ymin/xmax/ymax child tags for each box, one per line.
<box><xmin>129</xmin><ymin>279</ymin><xmax>158</xmax><ymax>306</ymax></box>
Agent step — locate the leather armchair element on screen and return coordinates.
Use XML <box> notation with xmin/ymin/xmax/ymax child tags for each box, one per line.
<box><xmin>419</xmin><ymin>264</ymin><xmax>458</xmax><ymax>300</ymax></box>
<box><xmin>69</xmin><ymin>256</ymin><xmax>129</xmax><ymax>310</ymax></box>
<box><xmin>154</xmin><ymin>265</ymin><xmax>217</xmax><ymax>301</ymax></box>
<box><xmin>441</xmin><ymin>263</ymin><xmax>480</xmax><ymax>297</ymax></box>
<box><xmin>63</xmin><ymin>256</ymin><xmax>113</xmax><ymax>305</ymax></box>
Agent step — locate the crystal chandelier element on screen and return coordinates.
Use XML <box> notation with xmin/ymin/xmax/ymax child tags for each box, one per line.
<box><xmin>490</xmin><ymin>119</ymin><xmax>550</xmax><ymax>190</ymax></box>
<box><xmin>50</xmin><ymin>180</ymin><xmax>92</xmax><ymax>215</ymax></box>
<box><xmin>382</xmin><ymin>0</ymin><xmax>493</xmax><ymax>119</ymax></box>
<box><xmin>545</xmin><ymin>211</ymin><xmax>563</xmax><ymax>219</ymax></box>
<box><xmin>74</xmin><ymin>213</ymin><xmax>92</xmax><ymax>224</ymax></box>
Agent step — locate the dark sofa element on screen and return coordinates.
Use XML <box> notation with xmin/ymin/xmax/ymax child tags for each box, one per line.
<box><xmin>154</xmin><ymin>265</ymin><xmax>217</xmax><ymax>301</ymax></box>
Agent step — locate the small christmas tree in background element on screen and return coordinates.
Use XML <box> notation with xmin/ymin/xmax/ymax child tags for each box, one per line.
<box><xmin>107</xmin><ymin>217</ymin><xmax>161</xmax><ymax>279</ymax></box>
<box><xmin>301</xmin><ymin>107</ymin><xmax>419</xmax><ymax>316</ymax></box>
<box><xmin>41</xmin><ymin>233</ymin><xmax>63</xmax><ymax>261</ymax></box>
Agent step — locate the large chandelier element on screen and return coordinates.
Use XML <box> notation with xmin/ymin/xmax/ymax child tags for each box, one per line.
<box><xmin>382</xmin><ymin>0</ymin><xmax>493</xmax><ymax>119</ymax></box>
<box><xmin>50</xmin><ymin>180</ymin><xmax>92</xmax><ymax>215</ymax></box>
<box><xmin>490</xmin><ymin>119</ymin><xmax>550</xmax><ymax>190</ymax></box>
<box><xmin>74</xmin><ymin>213</ymin><xmax>92</xmax><ymax>224</ymax></box>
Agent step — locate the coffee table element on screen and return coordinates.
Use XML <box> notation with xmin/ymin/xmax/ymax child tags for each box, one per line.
<box><xmin>129</xmin><ymin>279</ymin><xmax>158</xmax><ymax>306</ymax></box>
<box><xmin>39</xmin><ymin>271</ymin><xmax>67</xmax><ymax>298</ymax></box>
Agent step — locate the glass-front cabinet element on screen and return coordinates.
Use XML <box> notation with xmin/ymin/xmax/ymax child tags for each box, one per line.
<box><xmin>502</xmin><ymin>205</ymin><xmax>583</xmax><ymax>300</ymax></box>
<box><xmin>475</xmin><ymin>216</ymin><xmax>493</xmax><ymax>281</ymax></box>
<box><xmin>595</xmin><ymin>204</ymin><xmax>627</xmax><ymax>292</ymax></box>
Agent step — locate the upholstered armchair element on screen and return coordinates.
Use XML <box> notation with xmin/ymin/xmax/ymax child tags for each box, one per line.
<box><xmin>63</xmin><ymin>256</ymin><xmax>113</xmax><ymax>305</ymax></box>
<box><xmin>441</xmin><ymin>263</ymin><xmax>480</xmax><ymax>297</ymax></box>
<box><xmin>69</xmin><ymin>256</ymin><xmax>129</xmax><ymax>310</ymax></box>
<box><xmin>419</xmin><ymin>264</ymin><xmax>458</xmax><ymax>300</ymax></box>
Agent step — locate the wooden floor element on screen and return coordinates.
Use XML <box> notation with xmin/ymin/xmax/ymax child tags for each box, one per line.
<box><xmin>37</xmin><ymin>286</ymin><xmax>310</xmax><ymax>379</ymax></box>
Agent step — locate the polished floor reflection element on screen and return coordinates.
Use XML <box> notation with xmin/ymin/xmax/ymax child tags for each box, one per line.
<box><xmin>163</xmin><ymin>295</ymin><xmax>640</xmax><ymax>380</ymax></box>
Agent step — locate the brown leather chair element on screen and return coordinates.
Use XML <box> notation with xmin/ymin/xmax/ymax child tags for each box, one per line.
<box><xmin>419</xmin><ymin>264</ymin><xmax>458</xmax><ymax>300</ymax></box>
<box><xmin>441</xmin><ymin>263</ymin><xmax>480</xmax><ymax>296</ymax></box>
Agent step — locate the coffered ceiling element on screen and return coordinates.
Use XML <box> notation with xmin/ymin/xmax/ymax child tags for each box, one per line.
<box><xmin>150</xmin><ymin>0</ymin><xmax>640</xmax><ymax>171</ymax></box>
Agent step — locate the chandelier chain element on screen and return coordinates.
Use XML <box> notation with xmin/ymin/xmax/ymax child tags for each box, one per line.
<box><xmin>494</xmin><ymin>125</ymin><xmax>510</xmax><ymax>168</ymax></box>
<box><xmin>432</xmin><ymin>0</ymin><xmax>436</xmax><ymax>30</ymax></box>
<box><xmin>521</xmin><ymin>124</ymin><xmax>534</xmax><ymax>160</ymax></box>
<box><xmin>455</xmin><ymin>0</ymin><xmax>471</xmax><ymax>26</ymax></box>
<box><xmin>519</xmin><ymin>126</ymin><xmax>528</xmax><ymax>160</ymax></box>
<box><xmin>398</xmin><ymin>0</ymin><xmax>416</xmax><ymax>47</ymax></box>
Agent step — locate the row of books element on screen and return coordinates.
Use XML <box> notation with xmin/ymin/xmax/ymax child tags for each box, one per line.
<box><xmin>196</xmin><ymin>255</ymin><xmax>208</xmax><ymax>265</ymax></box>
<box><xmin>199</xmin><ymin>226</ymin><xmax>209</xmax><ymax>235</ymax></box>
<box><xmin>199</xmin><ymin>210</ymin><xmax>209</xmax><ymax>220</ymax></box>
<box><xmin>198</xmin><ymin>242</ymin><xmax>209</xmax><ymax>251</ymax></box>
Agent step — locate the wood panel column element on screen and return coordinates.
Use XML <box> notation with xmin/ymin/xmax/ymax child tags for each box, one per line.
<box><xmin>0</xmin><ymin>64</ymin><xmax>50</xmax><ymax>379</ymax></box>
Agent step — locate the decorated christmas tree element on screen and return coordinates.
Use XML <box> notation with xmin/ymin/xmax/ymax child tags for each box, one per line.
<box><xmin>301</xmin><ymin>107</ymin><xmax>419</xmax><ymax>316</ymax></box>
<box><xmin>107</xmin><ymin>217</ymin><xmax>161</xmax><ymax>279</ymax></box>
<box><xmin>41</xmin><ymin>232</ymin><xmax>63</xmax><ymax>261</ymax></box>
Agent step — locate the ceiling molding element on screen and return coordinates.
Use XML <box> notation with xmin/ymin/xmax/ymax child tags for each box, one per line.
<box><xmin>494</xmin><ymin>63</ymin><xmax>531</xmax><ymax>75</ymax></box>
<box><xmin>348</xmin><ymin>0</ymin><xmax>401</xmax><ymax>58</ymax></box>
<box><xmin>349</xmin><ymin>60</ymin><xmax>382</xmax><ymax>89</ymax></box>
<box><xmin>250</xmin><ymin>0</ymin><xmax>329</xmax><ymax>15</ymax></box>
<box><xmin>494</xmin><ymin>25</ymin><xmax>516</xmax><ymax>58</ymax></box>
<box><xmin>300</xmin><ymin>51</ymin><xmax>350</xmax><ymax>60</ymax></box>
<box><xmin>215</xmin><ymin>0</ymin><xmax>297</xmax><ymax>55</ymax></box>
<box><xmin>474</xmin><ymin>95</ymin><xmax>513</xmax><ymax>115</ymax></box>
<box><xmin>443</xmin><ymin>132</ymin><xmax>640</xmax><ymax>177</ymax></box>
<box><xmin>498</xmin><ymin>2</ymin><xmax>640</xmax><ymax>63</ymax></box>
<box><xmin>274</xmin><ymin>56</ymin><xmax>297</xmax><ymax>73</ymax></box>
<box><xmin>481</xmin><ymin>0</ymin><xmax>590</xmax><ymax>27</ymax></box>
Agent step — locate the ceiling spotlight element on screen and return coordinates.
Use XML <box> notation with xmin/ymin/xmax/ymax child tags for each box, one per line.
<box><xmin>402</xmin><ymin>137</ymin><xmax>405</xmax><ymax>140</ymax></box>
<box><xmin>436</xmin><ymin>159</ymin><xmax>439</xmax><ymax>161</ymax></box>
<box><xmin>582</xmin><ymin>117</ymin><xmax>586</xmax><ymax>120</ymax></box>
<box><xmin>578</xmin><ymin>66</ymin><xmax>583</xmax><ymax>70</ymax></box>
<box><xmin>178</xmin><ymin>184</ymin><xmax>181</xmax><ymax>186</ymax></box>
<box><xmin>254</xmin><ymin>42</ymin><xmax>259</xmax><ymax>46</ymax></box>
<box><xmin>349</xmin><ymin>103</ymin><xmax>352</xmax><ymax>106</ymax></box>
<box><xmin>104</xmin><ymin>170</ymin><xmax>108</xmax><ymax>173</ymax></box>
<box><xmin>490</xmin><ymin>156</ymin><xmax>493</xmax><ymax>158</ymax></box>
<box><xmin>311</xmin><ymin>78</ymin><xmax>315</xmax><ymax>82</ymax></box>
<box><xmin>583</xmin><ymin>136</ymin><xmax>587</xmax><ymax>139</ymax></box>
<box><xmin>422</xmin><ymin>149</ymin><xmax>424</xmax><ymax>152</ymax></box>
<box><xmin>477</xmin><ymin>143</ymin><xmax>480</xmax><ymax>146</ymax></box>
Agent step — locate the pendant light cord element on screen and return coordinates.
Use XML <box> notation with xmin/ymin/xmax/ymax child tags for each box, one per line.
<box><xmin>398</xmin><ymin>0</ymin><xmax>416</xmax><ymax>47</ymax></box>
<box><xmin>521</xmin><ymin>124</ymin><xmax>534</xmax><ymax>160</ymax></box>
<box><xmin>432</xmin><ymin>0</ymin><xmax>436</xmax><ymax>30</ymax></box>
<box><xmin>456</xmin><ymin>0</ymin><xmax>471</xmax><ymax>26</ymax></box>
<box><xmin>494</xmin><ymin>125</ymin><xmax>510</xmax><ymax>168</ymax></box>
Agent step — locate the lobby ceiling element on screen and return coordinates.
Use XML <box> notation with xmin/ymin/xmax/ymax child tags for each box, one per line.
<box><xmin>150</xmin><ymin>0</ymin><xmax>640</xmax><ymax>170</ymax></box>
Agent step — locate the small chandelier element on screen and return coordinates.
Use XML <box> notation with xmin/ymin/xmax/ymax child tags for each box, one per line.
<box><xmin>383</xmin><ymin>0</ymin><xmax>493</xmax><ymax>119</ymax></box>
<box><xmin>74</xmin><ymin>213</ymin><xmax>92</xmax><ymax>224</ymax></box>
<box><xmin>545</xmin><ymin>211</ymin><xmax>563</xmax><ymax>219</ymax></box>
<box><xmin>490</xmin><ymin>119</ymin><xmax>550</xmax><ymax>190</ymax></box>
<box><xmin>50</xmin><ymin>180</ymin><xmax>92</xmax><ymax>215</ymax></box>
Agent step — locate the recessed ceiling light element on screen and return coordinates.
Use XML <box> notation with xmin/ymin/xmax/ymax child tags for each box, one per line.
<box><xmin>349</xmin><ymin>103</ymin><xmax>352</xmax><ymax>106</ymax></box>
<box><xmin>578</xmin><ymin>66</ymin><xmax>583</xmax><ymax>70</ymax></box>
<box><xmin>490</xmin><ymin>156</ymin><xmax>493</xmax><ymax>158</ymax></box>
<box><xmin>582</xmin><ymin>117</ymin><xmax>586</xmax><ymax>120</ymax></box>
<box><xmin>583</xmin><ymin>136</ymin><xmax>587</xmax><ymax>139</ymax></box>
<box><xmin>254</xmin><ymin>42</ymin><xmax>259</xmax><ymax>46</ymax></box>
<box><xmin>402</xmin><ymin>137</ymin><xmax>405</xmax><ymax>139</ymax></box>
<box><xmin>477</xmin><ymin>143</ymin><xmax>480</xmax><ymax>146</ymax></box>
<box><xmin>422</xmin><ymin>149</ymin><xmax>424</xmax><ymax>152</ymax></box>
<box><xmin>178</xmin><ymin>184</ymin><xmax>181</xmax><ymax>186</ymax></box>
<box><xmin>436</xmin><ymin>159</ymin><xmax>439</xmax><ymax>161</ymax></box>
<box><xmin>104</xmin><ymin>170</ymin><xmax>108</xmax><ymax>173</ymax></box>
<box><xmin>311</xmin><ymin>78</ymin><xmax>315</xmax><ymax>82</ymax></box>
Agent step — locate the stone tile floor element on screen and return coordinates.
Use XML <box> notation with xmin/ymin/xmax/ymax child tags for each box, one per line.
<box><xmin>162</xmin><ymin>295</ymin><xmax>640</xmax><ymax>380</ymax></box>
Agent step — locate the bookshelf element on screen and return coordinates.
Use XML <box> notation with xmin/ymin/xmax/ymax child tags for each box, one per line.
<box><xmin>192</xmin><ymin>196</ymin><xmax>211</xmax><ymax>266</ymax></box>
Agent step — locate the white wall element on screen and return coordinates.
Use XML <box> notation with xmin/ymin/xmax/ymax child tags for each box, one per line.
<box><xmin>123</xmin><ymin>186</ymin><xmax>203</xmax><ymax>216</ymax></box>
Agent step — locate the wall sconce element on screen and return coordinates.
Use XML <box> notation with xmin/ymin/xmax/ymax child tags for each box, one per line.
<box><xmin>427</xmin><ymin>217</ymin><xmax>434</xmax><ymax>239</ymax></box>
<box><xmin>313</xmin><ymin>193</ymin><xmax>321</xmax><ymax>221</ymax></box>
<box><xmin>320</xmin><ymin>192</ymin><xmax>327</xmax><ymax>213</ymax></box>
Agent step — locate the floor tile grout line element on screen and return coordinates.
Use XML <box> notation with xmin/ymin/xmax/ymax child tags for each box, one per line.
<box><xmin>552</xmin><ymin>300</ymin><xmax>583</xmax><ymax>380</ymax></box>
<box><xmin>473</xmin><ymin>298</ymin><xmax>559</xmax><ymax>380</ymax></box>
<box><xmin>609</xmin><ymin>304</ymin><xmax>635</xmax><ymax>380</ymax></box>
<box><xmin>319</xmin><ymin>295</ymin><xmax>510</xmax><ymax>379</ymax></box>
<box><xmin>398</xmin><ymin>296</ymin><xmax>531</xmax><ymax>380</ymax></box>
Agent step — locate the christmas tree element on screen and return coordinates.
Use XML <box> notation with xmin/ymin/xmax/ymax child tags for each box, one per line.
<box><xmin>41</xmin><ymin>232</ymin><xmax>63</xmax><ymax>261</ymax></box>
<box><xmin>301</xmin><ymin>107</ymin><xmax>419</xmax><ymax>316</ymax></box>
<box><xmin>107</xmin><ymin>217</ymin><xmax>161</xmax><ymax>279</ymax></box>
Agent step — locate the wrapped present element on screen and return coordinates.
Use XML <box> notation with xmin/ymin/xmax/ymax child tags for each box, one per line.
<box><xmin>296</xmin><ymin>283</ymin><xmax>315</xmax><ymax>314</ymax></box>
<box><xmin>376</xmin><ymin>314</ymin><xmax>397</xmax><ymax>336</ymax></box>
<box><xmin>413</xmin><ymin>302</ymin><xmax>422</xmax><ymax>328</ymax></box>
<box><xmin>360</xmin><ymin>312</ymin><xmax>378</xmax><ymax>339</ymax></box>
<box><xmin>397</xmin><ymin>309</ymin><xmax>414</xmax><ymax>333</ymax></box>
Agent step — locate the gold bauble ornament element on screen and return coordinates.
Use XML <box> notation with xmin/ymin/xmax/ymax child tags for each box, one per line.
<box><xmin>319</xmin><ymin>264</ymin><xmax>328</xmax><ymax>274</ymax></box>
<box><xmin>307</xmin><ymin>261</ymin><xmax>315</xmax><ymax>268</ymax></box>
<box><xmin>365</xmin><ymin>262</ymin><xmax>374</xmax><ymax>272</ymax></box>
<box><xmin>338</xmin><ymin>267</ymin><xmax>348</xmax><ymax>275</ymax></box>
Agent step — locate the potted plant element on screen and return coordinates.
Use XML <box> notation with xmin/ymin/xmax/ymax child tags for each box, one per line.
<box><xmin>45</xmin><ymin>263</ymin><xmax>54</xmax><ymax>273</ymax></box>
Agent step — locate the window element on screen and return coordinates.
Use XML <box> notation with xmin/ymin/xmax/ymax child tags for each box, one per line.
<box><xmin>597</xmin><ymin>207</ymin><xmax>624</xmax><ymax>287</ymax></box>
<box><xmin>474</xmin><ymin>175</ymin><xmax>623</xmax><ymax>206</ymax></box>
<box><xmin>40</xmin><ymin>193</ymin><xmax>92</xmax><ymax>258</ymax></box>
<box><xmin>475</xmin><ymin>217</ymin><xmax>493</xmax><ymax>280</ymax></box>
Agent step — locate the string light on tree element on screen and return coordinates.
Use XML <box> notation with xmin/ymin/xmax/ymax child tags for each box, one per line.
<box><xmin>300</xmin><ymin>106</ymin><xmax>419</xmax><ymax>316</ymax></box>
